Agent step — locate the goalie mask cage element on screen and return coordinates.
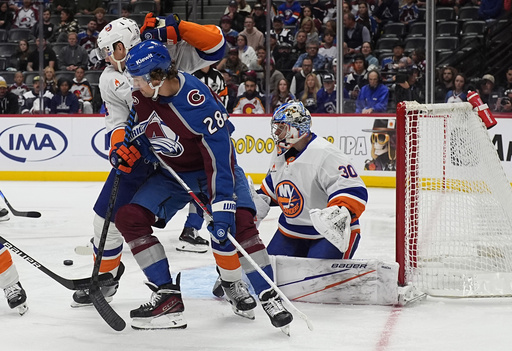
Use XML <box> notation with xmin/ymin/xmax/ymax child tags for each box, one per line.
<box><xmin>396</xmin><ymin>101</ymin><xmax>512</xmax><ymax>297</ymax></box>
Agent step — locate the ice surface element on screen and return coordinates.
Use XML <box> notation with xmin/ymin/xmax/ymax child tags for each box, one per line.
<box><xmin>1</xmin><ymin>182</ymin><xmax>512</xmax><ymax>351</ymax></box>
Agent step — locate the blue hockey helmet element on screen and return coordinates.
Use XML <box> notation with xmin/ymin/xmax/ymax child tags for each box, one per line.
<box><xmin>125</xmin><ymin>40</ymin><xmax>171</xmax><ymax>82</ymax></box>
<box><xmin>271</xmin><ymin>101</ymin><xmax>312</xmax><ymax>154</ymax></box>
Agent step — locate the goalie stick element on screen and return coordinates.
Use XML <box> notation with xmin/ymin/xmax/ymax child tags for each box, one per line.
<box><xmin>152</xmin><ymin>151</ymin><xmax>314</xmax><ymax>332</ymax></box>
<box><xmin>0</xmin><ymin>236</ymin><xmax>114</xmax><ymax>290</ymax></box>
<box><xmin>0</xmin><ymin>190</ymin><xmax>41</xmax><ymax>218</ymax></box>
<box><xmin>89</xmin><ymin>107</ymin><xmax>138</xmax><ymax>332</ymax></box>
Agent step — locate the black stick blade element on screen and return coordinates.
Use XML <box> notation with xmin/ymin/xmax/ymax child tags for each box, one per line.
<box><xmin>90</xmin><ymin>286</ymin><xmax>126</xmax><ymax>331</ymax></box>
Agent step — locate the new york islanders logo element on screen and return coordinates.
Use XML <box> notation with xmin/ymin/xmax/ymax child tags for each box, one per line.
<box><xmin>276</xmin><ymin>181</ymin><xmax>304</xmax><ymax>218</ymax></box>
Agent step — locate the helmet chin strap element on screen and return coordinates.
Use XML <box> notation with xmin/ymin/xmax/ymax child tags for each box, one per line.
<box><xmin>110</xmin><ymin>54</ymin><xmax>126</xmax><ymax>73</ymax></box>
<box><xmin>149</xmin><ymin>78</ymin><xmax>166</xmax><ymax>101</ymax></box>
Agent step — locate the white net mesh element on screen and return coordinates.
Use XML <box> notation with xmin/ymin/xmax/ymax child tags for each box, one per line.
<box><xmin>401</xmin><ymin>101</ymin><xmax>512</xmax><ymax>297</ymax></box>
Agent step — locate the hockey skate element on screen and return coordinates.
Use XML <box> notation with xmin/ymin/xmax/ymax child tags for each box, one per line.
<box><xmin>0</xmin><ymin>207</ymin><xmax>10</xmax><ymax>222</ymax></box>
<box><xmin>259</xmin><ymin>288</ymin><xmax>293</xmax><ymax>336</ymax></box>
<box><xmin>396</xmin><ymin>283</ymin><xmax>427</xmax><ymax>306</ymax></box>
<box><xmin>130</xmin><ymin>273</ymin><xmax>187</xmax><ymax>330</ymax></box>
<box><xmin>212</xmin><ymin>275</ymin><xmax>224</xmax><ymax>298</ymax></box>
<box><xmin>221</xmin><ymin>279</ymin><xmax>257</xmax><ymax>320</ymax></box>
<box><xmin>4</xmin><ymin>281</ymin><xmax>28</xmax><ymax>315</ymax></box>
<box><xmin>176</xmin><ymin>227</ymin><xmax>209</xmax><ymax>253</ymax></box>
<box><xmin>71</xmin><ymin>262</ymin><xmax>125</xmax><ymax>308</ymax></box>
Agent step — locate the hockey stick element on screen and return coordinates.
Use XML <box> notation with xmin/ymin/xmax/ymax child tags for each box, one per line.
<box><xmin>152</xmin><ymin>152</ymin><xmax>314</xmax><ymax>331</ymax></box>
<box><xmin>0</xmin><ymin>236</ymin><xmax>114</xmax><ymax>290</ymax></box>
<box><xmin>0</xmin><ymin>190</ymin><xmax>41</xmax><ymax>218</ymax></box>
<box><xmin>89</xmin><ymin>107</ymin><xmax>137</xmax><ymax>332</ymax></box>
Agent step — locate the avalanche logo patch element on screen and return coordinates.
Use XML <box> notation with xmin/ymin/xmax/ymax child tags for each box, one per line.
<box><xmin>144</xmin><ymin>111</ymin><xmax>184</xmax><ymax>157</ymax></box>
<box><xmin>187</xmin><ymin>89</ymin><xmax>205</xmax><ymax>106</ymax></box>
<box><xmin>276</xmin><ymin>181</ymin><xmax>304</xmax><ymax>218</ymax></box>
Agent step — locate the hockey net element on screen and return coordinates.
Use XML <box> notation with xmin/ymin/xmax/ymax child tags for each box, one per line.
<box><xmin>396</xmin><ymin>101</ymin><xmax>512</xmax><ymax>297</ymax></box>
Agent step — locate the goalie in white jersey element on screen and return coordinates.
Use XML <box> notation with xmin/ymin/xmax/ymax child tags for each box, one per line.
<box><xmin>256</xmin><ymin>101</ymin><xmax>368</xmax><ymax>259</ymax></box>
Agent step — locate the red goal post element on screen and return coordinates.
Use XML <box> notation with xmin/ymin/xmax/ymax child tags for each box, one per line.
<box><xmin>395</xmin><ymin>101</ymin><xmax>512</xmax><ymax>297</ymax></box>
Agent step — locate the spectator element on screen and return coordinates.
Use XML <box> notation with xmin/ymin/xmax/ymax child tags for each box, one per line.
<box><xmin>275</xmin><ymin>42</ymin><xmax>296</xmax><ymax>81</ymax></box>
<box><xmin>58</xmin><ymin>32</ymin><xmax>89</xmax><ymax>71</ymax></box>
<box><xmin>120</xmin><ymin>3</ymin><xmax>133</xmax><ymax>17</ymax></box>
<box><xmin>0</xmin><ymin>1</ymin><xmax>14</xmax><ymax>30</ymax></box>
<box><xmin>394</xmin><ymin>67</ymin><xmax>424</xmax><ymax>107</ymax></box>
<box><xmin>43</xmin><ymin>65</ymin><xmax>58</xmax><ymax>94</ymax></box>
<box><xmin>12</xmin><ymin>0</ymin><xmax>38</xmax><ymax>30</ymax></box>
<box><xmin>0</xmin><ymin>78</ymin><xmax>19</xmax><ymax>114</ymax></box>
<box><xmin>434</xmin><ymin>65</ymin><xmax>457</xmax><ymax>102</ymax></box>
<box><xmin>253</xmin><ymin>45</ymin><xmax>266</xmax><ymax>76</ymax></box>
<box><xmin>258</xmin><ymin>0</ymin><xmax>278</xmax><ymax>20</ymax></box>
<box><xmin>497</xmin><ymin>66</ymin><xmax>512</xmax><ymax>97</ymax></box>
<box><xmin>478</xmin><ymin>0</ymin><xmax>503</xmax><ymax>20</ymax></box>
<box><xmin>373</xmin><ymin>0</ymin><xmax>399</xmax><ymax>34</ymax></box>
<box><xmin>216</xmin><ymin>47</ymin><xmax>249</xmax><ymax>84</ymax></box>
<box><xmin>50</xmin><ymin>77</ymin><xmax>79</xmax><ymax>114</ymax></box>
<box><xmin>361</xmin><ymin>41</ymin><xmax>379</xmax><ymax>68</ymax></box>
<box><xmin>70</xmin><ymin>66</ymin><xmax>93</xmax><ymax>113</ymax></box>
<box><xmin>296</xmin><ymin>5</ymin><xmax>323</xmax><ymax>33</ymax></box>
<box><xmin>9</xmin><ymin>39</ymin><xmax>31</xmax><ymax>72</ymax></box>
<box><xmin>27</xmin><ymin>38</ymin><xmax>57</xmax><ymax>71</ymax></box>
<box><xmin>356</xmin><ymin>70</ymin><xmax>389</xmax><ymax>113</ymax></box>
<box><xmin>8</xmin><ymin>71</ymin><xmax>29</xmax><ymax>101</ymax></box>
<box><xmin>20</xmin><ymin>76</ymin><xmax>53</xmax><ymax>114</ymax></box>
<box><xmin>220</xmin><ymin>15</ymin><xmax>239</xmax><ymax>48</ymax></box>
<box><xmin>260</xmin><ymin>58</ymin><xmax>286</xmax><ymax>95</ymax></box>
<box><xmin>32</xmin><ymin>9</ymin><xmax>55</xmax><ymax>40</ymax></box>
<box><xmin>296</xmin><ymin>16</ymin><xmax>319</xmax><ymax>43</ymax></box>
<box><xmin>497</xmin><ymin>96</ymin><xmax>512</xmax><ymax>113</ymax></box>
<box><xmin>232</xmin><ymin>75</ymin><xmax>265</xmax><ymax>114</ymax></box>
<box><xmin>356</xmin><ymin>1</ymin><xmax>377</xmax><ymax>38</ymax></box>
<box><xmin>301</xmin><ymin>0</ymin><xmax>326</xmax><ymax>24</ymax></box>
<box><xmin>399</xmin><ymin>0</ymin><xmax>419</xmax><ymax>28</ymax></box>
<box><xmin>77</xmin><ymin>0</ymin><xmax>103</xmax><ymax>16</ymax></box>
<box><xmin>77</xmin><ymin>19</ymin><xmax>98</xmax><ymax>54</ymax></box>
<box><xmin>236</xmin><ymin>34</ymin><xmax>258</xmax><ymax>69</ymax></box>
<box><xmin>316</xmin><ymin>72</ymin><xmax>337</xmax><ymax>113</ymax></box>
<box><xmin>252</xmin><ymin>3</ymin><xmax>267</xmax><ymax>33</ymax></box>
<box><xmin>319</xmin><ymin>30</ymin><xmax>336</xmax><ymax>63</ymax></box>
<box><xmin>445</xmin><ymin>73</ymin><xmax>467</xmax><ymax>103</ymax></box>
<box><xmin>240</xmin><ymin>16</ymin><xmax>264</xmax><ymax>51</ymax></box>
<box><xmin>224</xmin><ymin>0</ymin><xmax>252</xmax><ymax>17</ymax></box>
<box><xmin>291</xmin><ymin>29</ymin><xmax>308</xmax><ymax>62</ymax></box>
<box><xmin>290</xmin><ymin>57</ymin><xmax>321</xmax><ymax>95</ymax></box>
<box><xmin>299</xmin><ymin>72</ymin><xmax>321</xmax><ymax>113</ymax></box>
<box><xmin>50</xmin><ymin>0</ymin><xmax>75</xmax><ymax>15</ymax></box>
<box><xmin>342</xmin><ymin>0</ymin><xmax>357</xmax><ymax>16</ymax></box>
<box><xmin>344</xmin><ymin>11</ymin><xmax>371</xmax><ymax>55</ymax></box>
<box><xmin>93</xmin><ymin>7</ymin><xmax>107</xmax><ymax>32</ymax></box>
<box><xmin>269</xmin><ymin>16</ymin><xmax>294</xmax><ymax>46</ymax></box>
<box><xmin>278</xmin><ymin>0</ymin><xmax>301</xmax><ymax>26</ymax></box>
<box><xmin>270</xmin><ymin>78</ymin><xmax>295</xmax><ymax>112</ymax></box>
<box><xmin>345</xmin><ymin>54</ymin><xmax>368</xmax><ymax>102</ymax></box>
<box><xmin>292</xmin><ymin>40</ymin><xmax>327</xmax><ymax>73</ymax></box>
<box><xmin>381</xmin><ymin>42</ymin><xmax>405</xmax><ymax>83</ymax></box>
<box><xmin>52</xmin><ymin>8</ymin><xmax>78</xmax><ymax>42</ymax></box>
<box><xmin>224</xmin><ymin>0</ymin><xmax>246</xmax><ymax>32</ymax></box>
<box><xmin>410</xmin><ymin>47</ymin><xmax>426</xmax><ymax>77</ymax></box>
<box><xmin>477</xmin><ymin>73</ymin><xmax>500</xmax><ymax>110</ymax></box>
<box><xmin>323</xmin><ymin>0</ymin><xmax>337</xmax><ymax>24</ymax></box>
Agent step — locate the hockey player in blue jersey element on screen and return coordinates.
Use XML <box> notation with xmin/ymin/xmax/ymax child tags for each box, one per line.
<box><xmin>115</xmin><ymin>40</ymin><xmax>292</xmax><ymax>331</ymax></box>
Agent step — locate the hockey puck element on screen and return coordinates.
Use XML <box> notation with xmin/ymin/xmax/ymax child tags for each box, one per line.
<box><xmin>63</xmin><ymin>259</ymin><xmax>74</xmax><ymax>266</ymax></box>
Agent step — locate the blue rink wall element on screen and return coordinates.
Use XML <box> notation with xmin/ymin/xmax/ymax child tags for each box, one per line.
<box><xmin>1</xmin><ymin>113</ymin><xmax>511</xmax><ymax>187</ymax></box>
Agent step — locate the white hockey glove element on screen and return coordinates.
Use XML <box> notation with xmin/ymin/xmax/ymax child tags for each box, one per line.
<box><xmin>310</xmin><ymin>206</ymin><xmax>352</xmax><ymax>253</ymax></box>
<box><xmin>247</xmin><ymin>175</ymin><xmax>271</xmax><ymax>228</ymax></box>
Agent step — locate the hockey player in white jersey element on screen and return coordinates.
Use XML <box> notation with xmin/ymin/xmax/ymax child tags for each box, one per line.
<box><xmin>72</xmin><ymin>15</ymin><xmax>226</xmax><ymax>306</ymax></box>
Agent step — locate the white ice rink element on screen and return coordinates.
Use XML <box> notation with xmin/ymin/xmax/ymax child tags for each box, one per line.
<box><xmin>1</xmin><ymin>181</ymin><xmax>512</xmax><ymax>351</ymax></box>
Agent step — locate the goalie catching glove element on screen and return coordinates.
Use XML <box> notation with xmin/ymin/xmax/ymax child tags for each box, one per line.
<box><xmin>209</xmin><ymin>201</ymin><xmax>236</xmax><ymax>244</ymax></box>
<box><xmin>247</xmin><ymin>176</ymin><xmax>271</xmax><ymax>228</ymax></box>
<box><xmin>140</xmin><ymin>13</ymin><xmax>181</xmax><ymax>44</ymax></box>
<box><xmin>109</xmin><ymin>141</ymin><xmax>141</xmax><ymax>174</ymax></box>
<box><xmin>310</xmin><ymin>206</ymin><xmax>352</xmax><ymax>253</ymax></box>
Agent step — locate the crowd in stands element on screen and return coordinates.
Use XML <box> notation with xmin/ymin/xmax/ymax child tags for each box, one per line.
<box><xmin>0</xmin><ymin>0</ymin><xmax>510</xmax><ymax>115</ymax></box>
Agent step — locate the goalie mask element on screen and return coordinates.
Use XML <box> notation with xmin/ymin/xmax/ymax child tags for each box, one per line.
<box><xmin>271</xmin><ymin>101</ymin><xmax>312</xmax><ymax>154</ymax></box>
<box><xmin>126</xmin><ymin>40</ymin><xmax>172</xmax><ymax>100</ymax></box>
<box><xmin>97</xmin><ymin>17</ymin><xmax>141</xmax><ymax>72</ymax></box>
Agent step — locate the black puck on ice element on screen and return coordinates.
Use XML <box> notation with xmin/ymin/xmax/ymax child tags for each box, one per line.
<box><xmin>63</xmin><ymin>259</ymin><xmax>73</xmax><ymax>266</ymax></box>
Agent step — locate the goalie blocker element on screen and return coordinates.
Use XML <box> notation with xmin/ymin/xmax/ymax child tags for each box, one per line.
<box><xmin>271</xmin><ymin>255</ymin><xmax>422</xmax><ymax>306</ymax></box>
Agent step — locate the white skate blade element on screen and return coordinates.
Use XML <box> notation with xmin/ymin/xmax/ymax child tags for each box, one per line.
<box><xmin>131</xmin><ymin>312</ymin><xmax>187</xmax><ymax>330</ymax></box>
<box><xmin>280</xmin><ymin>325</ymin><xmax>291</xmax><ymax>336</ymax></box>
<box><xmin>176</xmin><ymin>242</ymin><xmax>208</xmax><ymax>254</ymax></box>
<box><xmin>70</xmin><ymin>296</ymin><xmax>113</xmax><ymax>308</ymax></box>
<box><xmin>0</xmin><ymin>215</ymin><xmax>10</xmax><ymax>222</ymax></box>
<box><xmin>74</xmin><ymin>245</ymin><xmax>93</xmax><ymax>255</ymax></box>
<box><xmin>16</xmin><ymin>303</ymin><xmax>28</xmax><ymax>316</ymax></box>
<box><xmin>231</xmin><ymin>305</ymin><xmax>255</xmax><ymax>320</ymax></box>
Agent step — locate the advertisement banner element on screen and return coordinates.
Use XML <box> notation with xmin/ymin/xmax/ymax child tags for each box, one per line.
<box><xmin>1</xmin><ymin>114</ymin><xmax>511</xmax><ymax>186</ymax></box>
